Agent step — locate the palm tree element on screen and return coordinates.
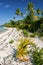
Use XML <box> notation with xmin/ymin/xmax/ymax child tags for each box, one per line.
<box><xmin>15</xmin><ymin>8</ymin><xmax>21</xmax><ymax>15</ymax></box>
<box><xmin>21</xmin><ymin>12</ymin><xmax>23</xmax><ymax>16</ymax></box>
<box><xmin>26</xmin><ymin>2</ymin><xmax>35</xmax><ymax>21</ymax></box>
<box><xmin>15</xmin><ymin>8</ymin><xmax>23</xmax><ymax>16</ymax></box>
<box><xmin>27</xmin><ymin>2</ymin><xmax>34</xmax><ymax>13</ymax></box>
<box><xmin>36</xmin><ymin>8</ymin><xmax>41</xmax><ymax>15</ymax></box>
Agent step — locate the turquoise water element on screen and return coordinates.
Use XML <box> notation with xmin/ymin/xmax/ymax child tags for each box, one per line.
<box><xmin>0</xmin><ymin>27</ymin><xmax>7</xmax><ymax>33</ymax></box>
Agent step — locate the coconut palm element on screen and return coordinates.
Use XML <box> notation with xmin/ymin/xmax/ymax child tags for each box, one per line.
<box><xmin>27</xmin><ymin>2</ymin><xmax>34</xmax><ymax>13</ymax></box>
<box><xmin>21</xmin><ymin>12</ymin><xmax>23</xmax><ymax>16</ymax></box>
<box><xmin>36</xmin><ymin>8</ymin><xmax>41</xmax><ymax>14</ymax></box>
<box><xmin>15</xmin><ymin>8</ymin><xmax>21</xmax><ymax>15</ymax></box>
<box><xmin>26</xmin><ymin>2</ymin><xmax>35</xmax><ymax>21</ymax></box>
<box><xmin>15</xmin><ymin>8</ymin><xmax>23</xmax><ymax>16</ymax></box>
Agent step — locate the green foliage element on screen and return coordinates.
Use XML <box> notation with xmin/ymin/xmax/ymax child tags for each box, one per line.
<box><xmin>38</xmin><ymin>23</ymin><xmax>43</xmax><ymax>37</ymax></box>
<box><xmin>40</xmin><ymin>23</ymin><xmax>43</xmax><ymax>31</ymax></box>
<box><xmin>27</xmin><ymin>2</ymin><xmax>34</xmax><ymax>14</ymax></box>
<box><xmin>16</xmin><ymin>38</ymin><xmax>33</xmax><ymax>60</ymax></box>
<box><xmin>31</xmin><ymin>47</ymin><xmax>43</xmax><ymax>65</ymax></box>
<box><xmin>4</xmin><ymin>20</ymin><xmax>16</xmax><ymax>27</ymax></box>
<box><xmin>39</xmin><ymin>32</ymin><xmax>43</xmax><ymax>37</ymax></box>
<box><xmin>15</xmin><ymin>8</ymin><xmax>23</xmax><ymax>16</ymax></box>
<box><xmin>30</xmin><ymin>34</ymin><xmax>35</xmax><ymax>38</ymax></box>
<box><xmin>4</xmin><ymin>2</ymin><xmax>43</xmax><ymax>37</ymax></box>
<box><xmin>23</xmin><ymin>29</ymin><xmax>29</xmax><ymax>37</ymax></box>
<box><xmin>36</xmin><ymin>8</ymin><xmax>41</xmax><ymax>14</ymax></box>
<box><xmin>9</xmin><ymin>39</ymin><xmax>14</xmax><ymax>44</ymax></box>
<box><xmin>21</xmin><ymin>12</ymin><xmax>23</xmax><ymax>16</ymax></box>
<box><xmin>15</xmin><ymin>8</ymin><xmax>21</xmax><ymax>15</ymax></box>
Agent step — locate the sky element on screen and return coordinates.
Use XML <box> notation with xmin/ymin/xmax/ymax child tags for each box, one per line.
<box><xmin>0</xmin><ymin>0</ymin><xmax>43</xmax><ymax>25</ymax></box>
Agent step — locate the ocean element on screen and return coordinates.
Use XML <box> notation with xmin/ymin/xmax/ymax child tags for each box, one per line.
<box><xmin>0</xmin><ymin>27</ymin><xmax>7</xmax><ymax>33</ymax></box>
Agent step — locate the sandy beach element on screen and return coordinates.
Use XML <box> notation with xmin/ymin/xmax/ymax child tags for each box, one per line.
<box><xmin>0</xmin><ymin>28</ymin><xmax>43</xmax><ymax>65</ymax></box>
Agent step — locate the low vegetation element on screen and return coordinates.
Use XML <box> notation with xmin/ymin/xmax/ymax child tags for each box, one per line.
<box><xmin>30</xmin><ymin>47</ymin><xmax>43</xmax><ymax>65</ymax></box>
<box><xmin>9</xmin><ymin>39</ymin><xmax>14</xmax><ymax>44</ymax></box>
<box><xmin>30</xmin><ymin>34</ymin><xmax>35</xmax><ymax>38</ymax></box>
<box><xmin>15</xmin><ymin>38</ymin><xmax>43</xmax><ymax>65</ymax></box>
<box><xmin>30</xmin><ymin>33</ymin><xmax>38</xmax><ymax>38</ymax></box>
<box><xmin>16</xmin><ymin>38</ymin><xmax>33</xmax><ymax>61</ymax></box>
<box><xmin>23</xmin><ymin>29</ymin><xmax>29</xmax><ymax>37</ymax></box>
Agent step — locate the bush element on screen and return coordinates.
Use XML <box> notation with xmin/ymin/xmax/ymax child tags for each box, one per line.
<box><xmin>31</xmin><ymin>47</ymin><xmax>43</xmax><ymax>65</ymax></box>
<box><xmin>16</xmin><ymin>38</ymin><xmax>33</xmax><ymax>61</ymax></box>
<box><xmin>39</xmin><ymin>32</ymin><xmax>43</xmax><ymax>37</ymax></box>
<box><xmin>30</xmin><ymin>34</ymin><xmax>35</xmax><ymax>38</ymax></box>
<box><xmin>9</xmin><ymin>39</ymin><xmax>14</xmax><ymax>44</ymax></box>
<box><xmin>23</xmin><ymin>29</ymin><xmax>29</xmax><ymax>37</ymax></box>
<box><xmin>38</xmin><ymin>28</ymin><xmax>43</xmax><ymax>37</ymax></box>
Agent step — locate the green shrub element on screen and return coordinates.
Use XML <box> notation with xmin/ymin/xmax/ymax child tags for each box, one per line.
<box><xmin>31</xmin><ymin>47</ymin><xmax>43</xmax><ymax>65</ymax></box>
<box><xmin>23</xmin><ymin>29</ymin><xmax>29</xmax><ymax>37</ymax></box>
<box><xmin>16</xmin><ymin>38</ymin><xmax>33</xmax><ymax>61</ymax></box>
<box><xmin>9</xmin><ymin>39</ymin><xmax>14</xmax><ymax>44</ymax></box>
<box><xmin>30</xmin><ymin>34</ymin><xmax>35</xmax><ymax>38</ymax></box>
<box><xmin>38</xmin><ymin>29</ymin><xmax>43</xmax><ymax>37</ymax></box>
<box><xmin>39</xmin><ymin>32</ymin><xmax>43</xmax><ymax>37</ymax></box>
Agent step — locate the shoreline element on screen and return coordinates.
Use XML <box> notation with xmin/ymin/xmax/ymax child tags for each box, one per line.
<box><xmin>0</xmin><ymin>27</ymin><xmax>13</xmax><ymax>34</ymax></box>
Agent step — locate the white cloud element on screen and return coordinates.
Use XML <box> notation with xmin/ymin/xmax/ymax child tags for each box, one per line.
<box><xmin>4</xmin><ymin>5</ymin><xmax>10</xmax><ymax>8</ymax></box>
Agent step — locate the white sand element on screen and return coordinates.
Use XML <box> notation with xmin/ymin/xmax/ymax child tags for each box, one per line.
<box><xmin>0</xmin><ymin>28</ymin><xmax>24</xmax><ymax>65</ymax></box>
<box><xmin>0</xmin><ymin>28</ymin><xmax>43</xmax><ymax>65</ymax></box>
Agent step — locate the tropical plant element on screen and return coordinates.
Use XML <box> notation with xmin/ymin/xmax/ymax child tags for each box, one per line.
<box><xmin>9</xmin><ymin>39</ymin><xmax>14</xmax><ymax>44</ymax></box>
<box><xmin>31</xmin><ymin>47</ymin><xmax>43</xmax><ymax>65</ymax></box>
<box><xmin>27</xmin><ymin>2</ymin><xmax>34</xmax><ymax>12</ymax></box>
<box><xmin>23</xmin><ymin>29</ymin><xmax>29</xmax><ymax>37</ymax></box>
<box><xmin>36</xmin><ymin>8</ymin><xmax>41</xmax><ymax>15</ymax></box>
<box><xmin>4</xmin><ymin>2</ymin><xmax>43</xmax><ymax>36</ymax></box>
<box><xmin>26</xmin><ymin>2</ymin><xmax>35</xmax><ymax>20</ymax></box>
<box><xmin>16</xmin><ymin>38</ymin><xmax>33</xmax><ymax>61</ymax></box>
<box><xmin>15</xmin><ymin>8</ymin><xmax>21</xmax><ymax>15</ymax></box>
<box><xmin>30</xmin><ymin>34</ymin><xmax>35</xmax><ymax>38</ymax></box>
<box><xmin>15</xmin><ymin>8</ymin><xmax>23</xmax><ymax>16</ymax></box>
